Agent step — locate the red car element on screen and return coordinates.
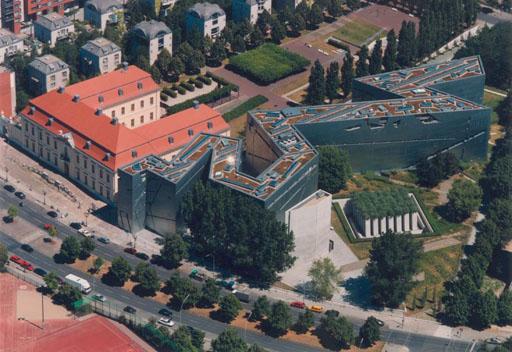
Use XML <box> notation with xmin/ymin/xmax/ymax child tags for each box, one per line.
<box><xmin>290</xmin><ymin>301</ymin><xmax>306</xmax><ymax>309</ymax></box>
<box><xmin>9</xmin><ymin>255</ymin><xmax>34</xmax><ymax>271</ymax></box>
<box><xmin>124</xmin><ymin>247</ymin><xmax>137</xmax><ymax>255</ymax></box>
<box><xmin>43</xmin><ymin>223</ymin><xmax>52</xmax><ymax>230</ymax></box>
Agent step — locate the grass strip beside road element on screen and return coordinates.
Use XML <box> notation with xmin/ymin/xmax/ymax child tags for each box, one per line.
<box><xmin>223</xmin><ymin>95</ymin><xmax>269</xmax><ymax>121</ymax></box>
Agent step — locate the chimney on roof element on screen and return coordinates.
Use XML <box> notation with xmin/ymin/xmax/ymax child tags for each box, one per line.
<box><xmin>72</xmin><ymin>94</ymin><xmax>80</xmax><ymax>102</ymax></box>
<box><xmin>111</xmin><ymin>117</ymin><xmax>119</xmax><ymax>125</ymax></box>
<box><xmin>193</xmin><ymin>100</ymin><xmax>200</xmax><ymax>109</ymax></box>
<box><xmin>85</xmin><ymin>140</ymin><xmax>91</xmax><ymax>149</ymax></box>
<box><xmin>122</xmin><ymin>62</ymin><xmax>128</xmax><ymax>71</ymax></box>
<box><xmin>29</xmin><ymin>106</ymin><xmax>36</xmax><ymax>115</ymax></box>
<box><xmin>137</xmin><ymin>81</ymin><xmax>143</xmax><ymax>90</ymax></box>
<box><xmin>95</xmin><ymin>108</ymin><xmax>103</xmax><ymax>116</ymax></box>
<box><xmin>57</xmin><ymin>86</ymin><xmax>65</xmax><ymax>93</ymax></box>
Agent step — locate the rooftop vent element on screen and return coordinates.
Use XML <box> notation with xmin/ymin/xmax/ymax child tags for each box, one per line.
<box><xmin>46</xmin><ymin>117</ymin><xmax>54</xmax><ymax>126</ymax></box>
<box><xmin>57</xmin><ymin>86</ymin><xmax>65</xmax><ymax>93</ymax></box>
<box><xmin>72</xmin><ymin>94</ymin><xmax>80</xmax><ymax>102</ymax></box>
<box><xmin>193</xmin><ymin>100</ymin><xmax>200</xmax><ymax>109</ymax></box>
<box><xmin>104</xmin><ymin>152</ymin><xmax>111</xmax><ymax>161</ymax></box>
<box><xmin>111</xmin><ymin>117</ymin><xmax>119</xmax><ymax>125</ymax></box>
<box><xmin>85</xmin><ymin>140</ymin><xmax>91</xmax><ymax>149</ymax></box>
<box><xmin>137</xmin><ymin>82</ymin><xmax>143</xmax><ymax>90</ymax></box>
<box><xmin>95</xmin><ymin>108</ymin><xmax>103</xmax><ymax>116</ymax></box>
<box><xmin>29</xmin><ymin>106</ymin><xmax>36</xmax><ymax>115</ymax></box>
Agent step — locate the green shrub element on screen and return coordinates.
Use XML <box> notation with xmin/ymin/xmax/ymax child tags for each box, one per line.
<box><xmin>188</xmin><ymin>78</ymin><xmax>196</xmax><ymax>84</ymax></box>
<box><xmin>177</xmin><ymin>86</ymin><xmax>186</xmax><ymax>95</ymax></box>
<box><xmin>162</xmin><ymin>87</ymin><xmax>173</xmax><ymax>95</ymax></box>
<box><xmin>171</xmin><ymin>84</ymin><xmax>178</xmax><ymax>90</ymax></box>
<box><xmin>197</xmin><ymin>75</ymin><xmax>212</xmax><ymax>85</ymax></box>
<box><xmin>169</xmin><ymin>90</ymin><xmax>177</xmax><ymax>98</ymax></box>
<box><xmin>223</xmin><ymin>95</ymin><xmax>268</xmax><ymax>121</ymax></box>
<box><xmin>181</xmin><ymin>82</ymin><xmax>195</xmax><ymax>92</ymax></box>
<box><xmin>206</xmin><ymin>71</ymin><xmax>234</xmax><ymax>87</ymax></box>
<box><xmin>194</xmin><ymin>80</ymin><xmax>204</xmax><ymax>89</ymax></box>
<box><xmin>165</xmin><ymin>85</ymin><xmax>235</xmax><ymax>115</ymax></box>
<box><xmin>161</xmin><ymin>93</ymin><xmax>168</xmax><ymax>101</ymax></box>
<box><xmin>228</xmin><ymin>44</ymin><xmax>310</xmax><ymax>85</ymax></box>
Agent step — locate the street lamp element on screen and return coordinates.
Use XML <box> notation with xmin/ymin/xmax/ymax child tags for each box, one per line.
<box><xmin>180</xmin><ymin>294</ymin><xmax>190</xmax><ymax>325</ymax></box>
<box><xmin>85</xmin><ymin>211</ymin><xmax>89</xmax><ymax>226</ymax></box>
<box><xmin>43</xmin><ymin>191</ymin><xmax>47</xmax><ymax>205</ymax></box>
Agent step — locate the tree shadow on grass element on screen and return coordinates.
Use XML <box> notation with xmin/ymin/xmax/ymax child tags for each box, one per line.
<box><xmin>209</xmin><ymin>309</ymin><xmax>236</xmax><ymax>324</ymax></box>
<box><xmin>132</xmin><ymin>284</ymin><xmax>157</xmax><ymax>298</ymax></box>
<box><xmin>53</xmin><ymin>253</ymin><xmax>74</xmax><ymax>264</ymax></box>
<box><xmin>259</xmin><ymin>319</ymin><xmax>288</xmax><ymax>338</ymax></box>
<box><xmin>342</xmin><ymin>276</ymin><xmax>374</xmax><ymax>310</ymax></box>
<box><xmin>100</xmin><ymin>272</ymin><xmax>124</xmax><ymax>287</ymax></box>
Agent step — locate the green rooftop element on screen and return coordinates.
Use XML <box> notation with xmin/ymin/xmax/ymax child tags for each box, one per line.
<box><xmin>351</xmin><ymin>189</ymin><xmax>417</xmax><ymax>219</ymax></box>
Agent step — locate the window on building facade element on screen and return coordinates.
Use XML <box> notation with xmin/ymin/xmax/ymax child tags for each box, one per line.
<box><xmin>150</xmin><ymin>112</ymin><xmax>154</xmax><ymax>120</ymax></box>
<box><xmin>47</xmin><ymin>151</ymin><xmax>50</xmax><ymax>161</ymax></box>
<box><xmin>76</xmin><ymin>154</ymin><xmax>79</xmax><ymax>163</ymax></box>
<box><xmin>92</xmin><ymin>164</ymin><xmax>95</xmax><ymax>173</ymax></box>
<box><xmin>84</xmin><ymin>159</ymin><xmax>87</xmax><ymax>168</ymax></box>
<box><xmin>140</xmin><ymin>116</ymin><xmax>144</xmax><ymax>123</ymax></box>
<box><xmin>131</xmin><ymin>103</ymin><xmax>135</xmax><ymax>111</ymax></box>
<box><xmin>54</xmin><ymin>140</ymin><xmax>57</xmax><ymax>150</ymax></box>
<box><xmin>46</xmin><ymin>135</ymin><xmax>50</xmax><ymax>144</ymax></box>
<box><xmin>150</xmin><ymin>97</ymin><xmax>154</xmax><ymax>105</ymax></box>
<box><xmin>131</xmin><ymin>119</ymin><xmax>135</xmax><ymax>127</ymax></box>
<box><xmin>31</xmin><ymin>126</ymin><xmax>34</xmax><ymax>136</ymax></box>
<box><xmin>121</xmin><ymin>107</ymin><xmax>125</xmax><ymax>115</ymax></box>
<box><xmin>100</xmin><ymin>184</ymin><xmax>103</xmax><ymax>195</ymax></box>
<box><xmin>112</xmin><ymin>110</ymin><xmax>116</xmax><ymax>118</ymax></box>
<box><xmin>84</xmin><ymin>175</ymin><xmax>88</xmax><ymax>185</ymax></box>
<box><xmin>99</xmin><ymin>169</ymin><xmax>103</xmax><ymax>178</ymax></box>
<box><xmin>140</xmin><ymin>100</ymin><xmax>144</xmax><ymax>108</ymax></box>
<box><xmin>106</xmin><ymin>174</ymin><xmax>110</xmax><ymax>183</ymax></box>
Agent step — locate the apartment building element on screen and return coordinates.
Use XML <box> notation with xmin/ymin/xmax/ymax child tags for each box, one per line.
<box><xmin>1</xmin><ymin>0</ymin><xmax>24</xmax><ymax>33</ymax></box>
<box><xmin>131</xmin><ymin>20</ymin><xmax>172</xmax><ymax>65</ymax></box>
<box><xmin>23</xmin><ymin>0</ymin><xmax>75</xmax><ymax>22</ymax></box>
<box><xmin>141</xmin><ymin>0</ymin><xmax>177</xmax><ymax>15</ymax></box>
<box><xmin>27</xmin><ymin>54</ymin><xmax>69</xmax><ymax>95</ymax></box>
<box><xmin>0</xmin><ymin>28</ymin><xmax>23</xmax><ymax>64</ymax></box>
<box><xmin>186</xmin><ymin>2</ymin><xmax>226</xmax><ymax>39</ymax></box>
<box><xmin>0</xmin><ymin>66</ymin><xmax>16</xmax><ymax>118</ymax></box>
<box><xmin>33</xmin><ymin>12</ymin><xmax>74</xmax><ymax>47</ymax></box>
<box><xmin>80</xmin><ymin>37</ymin><xmax>121</xmax><ymax>75</ymax></box>
<box><xmin>8</xmin><ymin>65</ymin><xmax>230</xmax><ymax>204</ymax></box>
<box><xmin>84</xmin><ymin>0</ymin><xmax>124</xmax><ymax>31</ymax></box>
<box><xmin>232</xmin><ymin>0</ymin><xmax>271</xmax><ymax>24</ymax></box>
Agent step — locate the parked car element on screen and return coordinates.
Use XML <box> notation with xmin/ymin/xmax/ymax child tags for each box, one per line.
<box><xmin>97</xmin><ymin>237</ymin><xmax>110</xmax><ymax>244</ymax></box>
<box><xmin>43</xmin><ymin>237</ymin><xmax>53</xmax><ymax>243</ymax></box>
<box><xmin>325</xmin><ymin>309</ymin><xmax>340</xmax><ymax>318</ymax></box>
<box><xmin>158</xmin><ymin>317</ymin><xmax>175</xmax><ymax>327</ymax></box>
<box><xmin>308</xmin><ymin>305</ymin><xmax>324</xmax><ymax>313</ymax></box>
<box><xmin>190</xmin><ymin>268</ymin><xmax>207</xmax><ymax>281</ymax></box>
<box><xmin>4</xmin><ymin>184</ymin><xmax>15</xmax><ymax>192</ymax></box>
<box><xmin>70</xmin><ymin>222</ymin><xmax>82</xmax><ymax>230</ymax></box>
<box><xmin>234</xmin><ymin>291</ymin><xmax>250</xmax><ymax>303</ymax></box>
<box><xmin>43</xmin><ymin>223</ymin><xmax>53</xmax><ymax>230</ymax></box>
<box><xmin>34</xmin><ymin>268</ymin><xmax>48</xmax><ymax>277</ymax></box>
<box><xmin>290</xmin><ymin>301</ymin><xmax>306</xmax><ymax>309</ymax></box>
<box><xmin>14</xmin><ymin>191</ymin><xmax>26</xmax><ymax>199</ymax></box>
<box><xmin>135</xmin><ymin>252</ymin><xmax>149</xmax><ymax>261</ymax></box>
<box><xmin>159</xmin><ymin>308</ymin><xmax>173</xmax><ymax>317</ymax></box>
<box><xmin>3</xmin><ymin>215</ymin><xmax>14</xmax><ymax>223</ymax></box>
<box><xmin>21</xmin><ymin>244</ymin><xmax>34</xmax><ymax>253</ymax></box>
<box><xmin>124</xmin><ymin>247</ymin><xmax>137</xmax><ymax>255</ymax></box>
<box><xmin>92</xmin><ymin>294</ymin><xmax>107</xmax><ymax>302</ymax></box>
<box><xmin>9</xmin><ymin>255</ymin><xmax>34</xmax><ymax>271</ymax></box>
<box><xmin>78</xmin><ymin>228</ymin><xmax>93</xmax><ymax>237</ymax></box>
<box><xmin>47</xmin><ymin>211</ymin><xmax>58</xmax><ymax>218</ymax></box>
<box><xmin>124</xmin><ymin>306</ymin><xmax>136</xmax><ymax>314</ymax></box>
<box><xmin>375</xmin><ymin>318</ymin><xmax>384</xmax><ymax>327</ymax></box>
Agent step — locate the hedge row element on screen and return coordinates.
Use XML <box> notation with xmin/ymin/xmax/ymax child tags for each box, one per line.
<box><xmin>223</xmin><ymin>95</ymin><xmax>268</xmax><ymax>121</ymax></box>
<box><xmin>165</xmin><ymin>84</ymin><xmax>235</xmax><ymax>115</ymax></box>
<box><xmin>333</xmin><ymin>202</ymin><xmax>363</xmax><ymax>243</ymax></box>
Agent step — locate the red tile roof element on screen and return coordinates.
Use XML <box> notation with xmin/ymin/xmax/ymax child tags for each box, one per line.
<box><xmin>0</xmin><ymin>68</ymin><xmax>14</xmax><ymax>117</ymax></box>
<box><xmin>65</xmin><ymin>65</ymin><xmax>160</xmax><ymax>109</ymax></box>
<box><xmin>22</xmin><ymin>67</ymin><xmax>229</xmax><ymax>171</ymax></box>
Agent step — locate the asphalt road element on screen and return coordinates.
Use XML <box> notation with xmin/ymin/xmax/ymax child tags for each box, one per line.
<box><xmin>0</xmin><ymin>186</ymin><xmax>478</xmax><ymax>352</ymax></box>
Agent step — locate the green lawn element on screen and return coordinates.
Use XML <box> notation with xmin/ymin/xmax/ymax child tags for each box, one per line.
<box><xmin>228</xmin><ymin>44</ymin><xmax>310</xmax><ymax>85</ymax></box>
<box><xmin>332</xmin><ymin>20</ymin><xmax>383</xmax><ymax>47</ymax></box>
<box><xmin>331</xmin><ymin>206</ymin><xmax>372</xmax><ymax>260</ymax></box>
<box><xmin>483</xmin><ymin>89</ymin><xmax>504</xmax><ymax>124</ymax></box>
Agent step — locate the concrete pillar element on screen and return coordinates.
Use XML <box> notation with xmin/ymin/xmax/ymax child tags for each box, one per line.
<box><xmin>372</xmin><ymin>218</ymin><xmax>379</xmax><ymax>236</ymax></box>
<box><xmin>387</xmin><ymin>216</ymin><xmax>394</xmax><ymax>233</ymax></box>
<box><xmin>395</xmin><ymin>215</ymin><xmax>402</xmax><ymax>233</ymax></box>
<box><xmin>380</xmin><ymin>217</ymin><xmax>386</xmax><ymax>235</ymax></box>
<box><xmin>364</xmin><ymin>218</ymin><xmax>371</xmax><ymax>237</ymax></box>
<box><xmin>404</xmin><ymin>213</ymin><xmax>410</xmax><ymax>232</ymax></box>
<box><xmin>411</xmin><ymin>212</ymin><xmax>419</xmax><ymax>232</ymax></box>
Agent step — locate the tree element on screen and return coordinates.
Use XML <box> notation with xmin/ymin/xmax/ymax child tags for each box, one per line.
<box><xmin>365</xmin><ymin>231</ymin><xmax>422</xmax><ymax>307</ymax></box>
<box><xmin>480</xmin><ymin>155</ymin><xmax>512</xmax><ymax>202</ymax></box>
<box><xmin>79</xmin><ymin>237</ymin><xmax>95</xmax><ymax>259</ymax></box>
<box><xmin>54</xmin><ymin>283</ymin><xmax>82</xmax><ymax>309</ymax></box>
<box><xmin>306</xmin><ymin>60</ymin><xmax>325</xmax><ymax>105</ymax></box>
<box><xmin>319</xmin><ymin>315</ymin><xmax>353</xmax><ymax>349</ymax></box>
<box><xmin>290</xmin><ymin>14</ymin><xmax>306</xmax><ymax>35</ymax></box>
<box><xmin>211</xmin><ymin>328</ymin><xmax>247</xmax><ymax>352</ymax></box>
<box><xmin>369</xmin><ymin>39</ymin><xmax>383</xmax><ymax>75</ymax></box>
<box><xmin>446</xmin><ymin>179</ymin><xmax>482</xmax><ymax>222</ymax></box>
<box><xmin>341</xmin><ymin>52</ymin><xmax>354</xmax><ymax>97</ymax></box>
<box><xmin>355</xmin><ymin>45</ymin><xmax>369</xmax><ymax>77</ymax></box>
<box><xmin>232</xmin><ymin>35</ymin><xmax>247</xmax><ymax>53</ymax></box>
<box><xmin>256</xmin><ymin>10</ymin><xmax>272</xmax><ymax>32</ymax></box>
<box><xmin>59</xmin><ymin>236</ymin><xmax>81</xmax><ymax>263</ymax></box>
<box><xmin>308</xmin><ymin>257</ymin><xmax>342</xmax><ymax>300</ymax></box>
<box><xmin>0</xmin><ymin>243</ymin><xmax>8</xmax><ymax>270</ymax></box>
<box><xmin>359</xmin><ymin>316</ymin><xmax>381</xmax><ymax>347</ymax></box>
<box><xmin>171</xmin><ymin>326</ymin><xmax>198</xmax><ymax>352</ymax></box>
<box><xmin>7</xmin><ymin>205</ymin><xmax>18</xmax><ymax>219</ymax></box>
<box><xmin>266</xmin><ymin>301</ymin><xmax>293</xmax><ymax>336</ymax></box>
<box><xmin>416</xmin><ymin>152</ymin><xmax>460</xmax><ymax>187</ymax></box>
<box><xmin>383</xmin><ymin>29</ymin><xmax>398</xmax><ymax>72</ymax></box>
<box><xmin>318</xmin><ymin>146</ymin><xmax>352</xmax><ymax>194</ymax></box>
<box><xmin>307</xmin><ymin>4</ymin><xmax>324</xmax><ymax>29</ymax></box>
<box><xmin>160</xmin><ymin>233</ymin><xmax>188</xmax><ymax>268</ymax></box>
<box><xmin>108</xmin><ymin>256</ymin><xmax>132</xmax><ymax>285</ymax></box>
<box><xmin>270</xmin><ymin>19</ymin><xmax>286</xmax><ymax>44</ymax></box>
<box><xmin>248</xmin><ymin>345</ymin><xmax>268</xmax><ymax>352</ymax></box>
<box><xmin>469</xmin><ymin>290</ymin><xmax>498</xmax><ymax>330</ymax></box>
<box><xmin>43</xmin><ymin>272</ymin><xmax>60</xmax><ymax>293</ymax></box>
<box><xmin>200</xmin><ymin>278</ymin><xmax>221</xmax><ymax>307</ymax></box>
<box><xmin>219</xmin><ymin>294</ymin><xmax>242</xmax><ymax>322</ymax></box>
<box><xmin>498</xmin><ymin>290</ymin><xmax>512</xmax><ymax>326</ymax></box>
<box><xmin>209</xmin><ymin>38</ymin><xmax>227</xmax><ymax>66</ymax></box>
<box><xmin>397</xmin><ymin>21</ymin><xmax>416</xmax><ymax>67</ymax></box>
<box><xmin>325</xmin><ymin>61</ymin><xmax>340</xmax><ymax>103</ymax></box>
<box><xmin>249</xmin><ymin>27</ymin><xmax>265</xmax><ymax>48</ymax></box>
<box><xmin>294</xmin><ymin>311</ymin><xmax>314</xmax><ymax>333</ymax></box>
<box><xmin>166</xmin><ymin>274</ymin><xmax>200</xmax><ymax>308</ymax></box>
<box><xmin>168</xmin><ymin>57</ymin><xmax>185</xmax><ymax>81</ymax></box>
<box><xmin>251</xmin><ymin>295</ymin><xmax>271</xmax><ymax>321</ymax></box>
<box><xmin>497</xmin><ymin>86</ymin><xmax>512</xmax><ymax>127</ymax></box>
<box><xmin>155</xmin><ymin>48</ymin><xmax>172</xmax><ymax>77</ymax></box>
<box><xmin>134</xmin><ymin>262</ymin><xmax>160</xmax><ymax>295</ymax></box>
<box><xmin>177</xmin><ymin>43</ymin><xmax>204</xmax><ymax>74</ymax></box>
<box><xmin>93</xmin><ymin>257</ymin><xmax>104</xmax><ymax>273</ymax></box>
<box><xmin>48</xmin><ymin>226</ymin><xmax>58</xmax><ymax>241</ymax></box>
<box><xmin>327</xmin><ymin>0</ymin><xmax>343</xmax><ymax>18</ymax></box>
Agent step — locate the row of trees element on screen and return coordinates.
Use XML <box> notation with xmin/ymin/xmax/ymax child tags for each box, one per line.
<box><xmin>442</xmin><ymin>127</ymin><xmax>512</xmax><ymax>329</ymax></box>
<box><xmin>180</xmin><ymin>181</ymin><xmax>295</xmax><ymax>286</ymax></box>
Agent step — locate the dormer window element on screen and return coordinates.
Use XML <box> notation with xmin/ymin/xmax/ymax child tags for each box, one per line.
<box><xmin>207</xmin><ymin>121</ymin><xmax>213</xmax><ymax>129</ymax></box>
<box><xmin>85</xmin><ymin>140</ymin><xmax>91</xmax><ymax>149</ymax></box>
<box><xmin>168</xmin><ymin>136</ymin><xmax>174</xmax><ymax>144</ymax></box>
<box><xmin>131</xmin><ymin>150</ymin><xmax>138</xmax><ymax>158</ymax></box>
<box><xmin>188</xmin><ymin>129</ymin><xmax>194</xmax><ymax>136</ymax></box>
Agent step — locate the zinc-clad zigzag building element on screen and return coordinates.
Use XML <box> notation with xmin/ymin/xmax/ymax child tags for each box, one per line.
<box><xmin>117</xmin><ymin>56</ymin><xmax>490</xmax><ymax>235</ymax></box>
